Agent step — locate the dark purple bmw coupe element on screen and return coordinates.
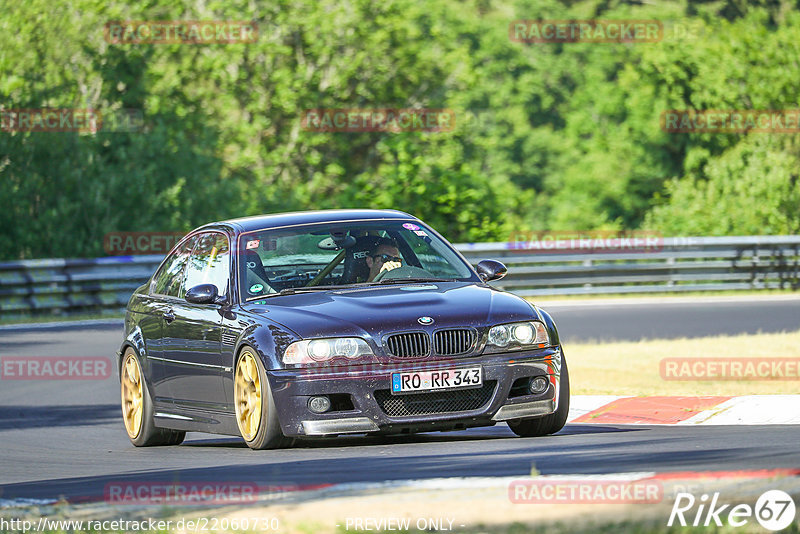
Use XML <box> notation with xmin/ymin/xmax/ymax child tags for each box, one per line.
<box><xmin>118</xmin><ymin>210</ymin><xmax>568</xmax><ymax>449</ymax></box>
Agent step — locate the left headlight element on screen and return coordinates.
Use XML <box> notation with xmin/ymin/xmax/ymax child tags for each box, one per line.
<box><xmin>283</xmin><ymin>337</ymin><xmax>374</xmax><ymax>365</ymax></box>
<box><xmin>484</xmin><ymin>321</ymin><xmax>549</xmax><ymax>353</ymax></box>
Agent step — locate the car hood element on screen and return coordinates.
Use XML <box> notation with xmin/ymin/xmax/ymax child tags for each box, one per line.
<box><xmin>241</xmin><ymin>282</ymin><xmax>537</xmax><ymax>339</ymax></box>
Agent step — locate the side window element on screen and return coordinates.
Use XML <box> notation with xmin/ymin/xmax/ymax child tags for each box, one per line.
<box><xmin>151</xmin><ymin>237</ymin><xmax>196</xmax><ymax>297</ymax></box>
<box><xmin>184</xmin><ymin>232</ymin><xmax>230</xmax><ymax>298</ymax></box>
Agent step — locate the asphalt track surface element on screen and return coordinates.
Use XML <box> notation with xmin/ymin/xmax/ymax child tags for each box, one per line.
<box><xmin>1</xmin><ymin>297</ymin><xmax>799</xmax><ymax>503</ymax></box>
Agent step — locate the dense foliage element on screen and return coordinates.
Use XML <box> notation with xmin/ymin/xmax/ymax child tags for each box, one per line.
<box><xmin>1</xmin><ymin>0</ymin><xmax>799</xmax><ymax>259</ymax></box>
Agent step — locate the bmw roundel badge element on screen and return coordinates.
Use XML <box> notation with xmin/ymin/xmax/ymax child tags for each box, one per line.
<box><xmin>418</xmin><ymin>316</ymin><xmax>434</xmax><ymax>325</ymax></box>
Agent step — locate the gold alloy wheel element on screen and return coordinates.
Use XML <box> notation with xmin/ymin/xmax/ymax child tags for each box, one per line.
<box><xmin>234</xmin><ymin>350</ymin><xmax>263</xmax><ymax>441</ymax></box>
<box><xmin>121</xmin><ymin>352</ymin><xmax>143</xmax><ymax>439</ymax></box>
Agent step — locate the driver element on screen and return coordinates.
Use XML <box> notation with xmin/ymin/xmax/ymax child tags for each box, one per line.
<box><xmin>365</xmin><ymin>238</ymin><xmax>403</xmax><ymax>282</ymax></box>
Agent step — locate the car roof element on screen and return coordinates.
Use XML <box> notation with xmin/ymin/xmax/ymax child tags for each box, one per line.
<box><xmin>198</xmin><ymin>209</ymin><xmax>417</xmax><ymax>234</ymax></box>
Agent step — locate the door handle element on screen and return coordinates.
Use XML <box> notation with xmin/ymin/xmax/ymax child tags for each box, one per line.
<box><xmin>163</xmin><ymin>309</ymin><xmax>176</xmax><ymax>323</ymax></box>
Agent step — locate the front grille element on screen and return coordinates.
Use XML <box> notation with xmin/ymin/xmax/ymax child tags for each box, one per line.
<box><xmin>434</xmin><ymin>329</ymin><xmax>476</xmax><ymax>356</ymax></box>
<box><xmin>386</xmin><ymin>332</ymin><xmax>429</xmax><ymax>358</ymax></box>
<box><xmin>374</xmin><ymin>381</ymin><xmax>496</xmax><ymax>417</ymax></box>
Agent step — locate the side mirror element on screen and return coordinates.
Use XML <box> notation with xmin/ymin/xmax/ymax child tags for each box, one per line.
<box><xmin>476</xmin><ymin>259</ymin><xmax>508</xmax><ymax>282</ymax></box>
<box><xmin>185</xmin><ymin>284</ymin><xmax>221</xmax><ymax>304</ymax></box>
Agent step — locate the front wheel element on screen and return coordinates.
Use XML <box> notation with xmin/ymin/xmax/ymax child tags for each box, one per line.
<box><xmin>234</xmin><ymin>347</ymin><xmax>292</xmax><ymax>450</ymax></box>
<box><xmin>508</xmin><ymin>355</ymin><xmax>570</xmax><ymax>438</ymax></box>
<box><xmin>120</xmin><ymin>348</ymin><xmax>185</xmax><ymax>446</ymax></box>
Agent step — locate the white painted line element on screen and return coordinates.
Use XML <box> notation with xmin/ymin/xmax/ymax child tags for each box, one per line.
<box><xmin>285</xmin><ymin>472</ymin><xmax>660</xmax><ymax>498</ymax></box>
<box><xmin>0</xmin><ymin>319</ymin><xmax>123</xmax><ymax>331</ymax></box>
<box><xmin>681</xmin><ymin>395</ymin><xmax>800</xmax><ymax>425</ymax></box>
<box><xmin>568</xmin><ymin>395</ymin><xmax>800</xmax><ymax>426</ymax></box>
<box><xmin>0</xmin><ymin>498</ymin><xmax>58</xmax><ymax>507</ymax></box>
<box><xmin>536</xmin><ymin>294</ymin><xmax>800</xmax><ymax>308</ymax></box>
<box><xmin>257</xmin><ymin>469</ymin><xmax>800</xmax><ymax>504</ymax></box>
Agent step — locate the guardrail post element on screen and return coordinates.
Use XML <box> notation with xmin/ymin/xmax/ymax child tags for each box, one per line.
<box><xmin>777</xmin><ymin>243</ymin><xmax>800</xmax><ymax>290</ymax></box>
<box><xmin>793</xmin><ymin>244</ymin><xmax>800</xmax><ymax>290</ymax></box>
<box><xmin>582</xmin><ymin>258</ymin><xmax>592</xmax><ymax>291</ymax></box>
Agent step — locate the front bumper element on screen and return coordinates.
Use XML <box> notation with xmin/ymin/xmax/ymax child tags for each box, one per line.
<box><xmin>268</xmin><ymin>347</ymin><xmax>563</xmax><ymax>437</ymax></box>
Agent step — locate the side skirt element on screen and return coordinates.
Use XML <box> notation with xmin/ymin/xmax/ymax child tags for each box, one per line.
<box><xmin>153</xmin><ymin>405</ymin><xmax>240</xmax><ymax>436</ymax></box>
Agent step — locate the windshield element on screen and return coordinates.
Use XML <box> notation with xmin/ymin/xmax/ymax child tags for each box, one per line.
<box><xmin>238</xmin><ymin>220</ymin><xmax>477</xmax><ymax>301</ymax></box>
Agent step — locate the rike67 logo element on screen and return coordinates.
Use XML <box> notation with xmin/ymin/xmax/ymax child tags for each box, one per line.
<box><xmin>668</xmin><ymin>490</ymin><xmax>796</xmax><ymax>531</ymax></box>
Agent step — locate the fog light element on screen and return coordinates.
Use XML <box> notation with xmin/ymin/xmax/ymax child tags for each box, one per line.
<box><xmin>529</xmin><ymin>377</ymin><xmax>549</xmax><ymax>395</ymax></box>
<box><xmin>308</xmin><ymin>396</ymin><xmax>332</xmax><ymax>414</ymax></box>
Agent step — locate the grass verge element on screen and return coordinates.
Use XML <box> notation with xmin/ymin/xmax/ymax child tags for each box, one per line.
<box><xmin>567</xmin><ymin>329</ymin><xmax>800</xmax><ymax>395</ymax></box>
<box><xmin>526</xmin><ymin>288</ymin><xmax>798</xmax><ymax>305</ymax></box>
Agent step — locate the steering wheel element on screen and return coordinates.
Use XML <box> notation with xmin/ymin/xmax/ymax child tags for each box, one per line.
<box><xmin>372</xmin><ymin>265</ymin><xmax>436</xmax><ymax>282</ymax></box>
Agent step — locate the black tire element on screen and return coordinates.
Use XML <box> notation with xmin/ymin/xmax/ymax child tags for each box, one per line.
<box><xmin>234</xmin><ymin>346</ymin><xmax>293</xmax><ymax>450</ymax></box>
<box><xmin>508</xmin><ymin>355</ymin><xmax>570</xmax><ymax>438</ymax></box>
<box><xmin>120</xmin><ymin>348</ymin><xmax>185</xmax><ymax>446</ymax></box>
<box><xmin>164</xmin><ymin>429</ymin><xmax>187</xmax><ymax>445</ymax></box>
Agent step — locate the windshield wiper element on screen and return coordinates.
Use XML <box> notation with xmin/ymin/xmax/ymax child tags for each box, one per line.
<box><xmin>245</xmin><ymin>279</ymin><xmax>456</xmax><ymax>301</ymax></box>
<box><xmin>372</xmin><ymin>277</ymin><xmax>455</xmax><ymax>285</ymax></box>
<box><xmin>245</xmin><ymin>284</ymin><xmax>370</xmax><ymax>301</ymax></box>
<box><xmin>287</xmin><ymin>284</ymin><xmax>368</xmax><ymax>292</ymax></box>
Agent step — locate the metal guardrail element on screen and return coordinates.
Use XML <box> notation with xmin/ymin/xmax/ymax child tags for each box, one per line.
<box><xmin>457</xmin><ymin>235</ymin><xmax>800</xmax><ymax>297</ymax></box>
<box><xmin>0</xmin><ymin>256</ymin><xmax>160</xmax><ymax>318</ymax></box>
<box><xmin>1</xmin><ymin>236</ymin><xmax>798</xmax><ymax>318</ymax></box>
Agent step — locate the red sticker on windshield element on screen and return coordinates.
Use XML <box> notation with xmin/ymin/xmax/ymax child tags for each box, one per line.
<box><xmin>246</xmin><ymin>239</ymin><xmax>260</xmax><ymax>250</ymax></box>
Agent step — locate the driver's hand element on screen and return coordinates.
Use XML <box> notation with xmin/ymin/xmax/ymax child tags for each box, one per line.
<box><xmin>380</xmin><ymin>261</ymin><xmax>401</xmax><ymax>274</ymax></box>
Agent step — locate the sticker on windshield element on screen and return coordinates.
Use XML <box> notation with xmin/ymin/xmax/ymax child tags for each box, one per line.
<box><xmin>414</xmin><ymin>230</ymin><xmax>428</xmax><ymax>237</ymax></box>
<box><xmin>246</xmin><ymin>239</ymin><xmax>260</xmax><ymax>250</ymax></box>
<box><xmin>249</xmin><ymin>283</ymin><xmax>264</xmax><ymax>294</ymax></box>
<box><xmin>403</xmin><ymin>223</ymin><xmax>420</xmax><ymax>231</ymax></box>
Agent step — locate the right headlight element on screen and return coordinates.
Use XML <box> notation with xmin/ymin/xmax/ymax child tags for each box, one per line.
<box><xmin>282</xmin><ymin>337</ymin><xmax>373</xmax><ymax>365</ymax></box>
<box><xmin>484</xmin><ymin>321</ymin><xmax>549</xmax><ymax>353</ymax></box>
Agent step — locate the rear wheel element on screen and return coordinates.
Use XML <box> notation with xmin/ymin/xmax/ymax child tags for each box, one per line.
<box><xmin>120</xmin><ymin>348</ymin><xmax>186</xmax><ymax>446</ymax></box>
<box><xmin>508</xmin><ymin>355</ymin><xmax>570</xmax><ymax>438</ymax></box>
<box><xmin>234</xmin><ymin>347</ymin><xmax>292</xmax><ymax>450</ymax></box>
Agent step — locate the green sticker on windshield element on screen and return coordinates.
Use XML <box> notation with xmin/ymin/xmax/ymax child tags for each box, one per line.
<box><xmin>249</xmin><ymin>283</ymin><xmax>264</xmax><ymax>294</ymax></box>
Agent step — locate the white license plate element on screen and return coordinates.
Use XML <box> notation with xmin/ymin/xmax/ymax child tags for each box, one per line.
<box><xmin>391</xmin><ymin>367</ymin><xmax>482</xmax><ymax>394</ymax></box>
